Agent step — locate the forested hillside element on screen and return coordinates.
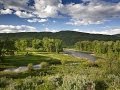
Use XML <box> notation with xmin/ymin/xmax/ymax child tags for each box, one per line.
<box><xmin>0</xmin><ymin>31</ymin><xmax>120</xmax><ymax>46</ymax></box>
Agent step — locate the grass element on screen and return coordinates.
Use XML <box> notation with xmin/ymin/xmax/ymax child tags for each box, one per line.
<box><xmin>0</xmin><ymin>52</ymin><xmax>120</xmax><ymax>90</ymax></box>
<box><xmin>2</xmin><ymin>52</ymin><xmax>84</xmax><ymax>67</ymax></box>
<box><xmin>4</xmin><ymin>54</ymin><xmax>61</xmax><ymax>67</ymax></box>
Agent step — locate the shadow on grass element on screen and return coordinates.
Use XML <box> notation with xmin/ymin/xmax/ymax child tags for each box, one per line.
<box><xmin>4</xmin><ymin>55</ymin><xmax>61</xmax><ymax>67</ymax></box>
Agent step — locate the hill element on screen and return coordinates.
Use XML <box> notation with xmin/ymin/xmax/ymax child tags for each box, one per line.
<box><xmin>0</xmin><ymin>31</ymin><xmax>120</xmax><ymax>46</ymax></box>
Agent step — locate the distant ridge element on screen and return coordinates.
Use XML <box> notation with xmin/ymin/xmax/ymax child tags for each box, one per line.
<box><xmin>0</xmin><ymin>31</ymin><xmax>120</xmax><ymax>46</ymax></box>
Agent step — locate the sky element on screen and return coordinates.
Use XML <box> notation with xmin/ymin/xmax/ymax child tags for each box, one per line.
<box><xmin>0</xmin><ymin>0</ymin><xmax>120</xmax><ymax>35</ymax></box>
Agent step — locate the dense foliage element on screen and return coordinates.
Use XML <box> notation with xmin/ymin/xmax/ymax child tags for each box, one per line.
<box><xmin>0</xmin><ymin>38</ymin><xmax>63</xmax><ymax>53</ymax></box>
<box><xmin>15</xmin><ymin>37</ymin><xmax>63</xmax><ymax>53</ymax></box>
<box><xmin>0</xmin><ymin>39</ymin><xmax>16</xmax><ymax>62</ymax></box>
<box><xmin>75</xmin><ymin>40</ymin><xmax>120</xmax><ymax>58</ymax></box>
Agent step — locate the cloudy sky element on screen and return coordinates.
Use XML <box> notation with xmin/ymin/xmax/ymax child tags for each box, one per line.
<box><xmin>0</xmin><ymin>0</ymin><xmax>120</xmax><ymax>35</ymax></box>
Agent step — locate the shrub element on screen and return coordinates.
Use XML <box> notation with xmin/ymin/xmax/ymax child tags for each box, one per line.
<box><xmin>57</xmin><ymin>75</ymin><xmax>95</xmax><ymax>90</ymax></box>
<box><xmin>95</xmin><ymin>80</ymin><xmax>108</xmax><ymax>90</ymax></box>
<box><xmin>0</xmin><ymin>77</ymin><xmax>13</xmax><ymax>88</ymax></box>
<box><xmin>27</xmin><ymin>63</ymin><xmax>33</xmax><ymax>72</ymax></box>
<box><xmin>107</xmin><ymin>74</ymin><xmax>120</xmax><ymax>90</ymax></box>
<box><xmin>48</xmin><ymin>74</ymin><xmax>63</xmax><ymax>87</ymax></box>
<box><xmin>7</xmin><ymin>76</ymin><xmax>44</xmax><ymax>90</ymax></box>
<box><xmin>60</xmin><ymin>60</ymin><xmax>66</xmax><ymax>65</ymax></box>
<box><xmin>40</xmin><ymin>62</ymin><xmax>49</xmax><ymax>69</ymax></box>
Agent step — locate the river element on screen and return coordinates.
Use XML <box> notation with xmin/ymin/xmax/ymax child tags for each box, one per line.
<box><xmin>64</xmin><ymin>49</ymin><xmax>96</xmax><ymax>61</ymax></box>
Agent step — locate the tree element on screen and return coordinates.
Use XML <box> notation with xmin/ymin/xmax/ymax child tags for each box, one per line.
<box><xmin>55</xmin><ymin>39</ymin><xmax>63</xmax><ymax>53</ymax></box>
<box><xmin>0</xmin><ymin>40</ymin><xmax>4</xmax><ymax>62</ymax></box>
<box><xmin>15</xmin><ymin>39</ymin><xmax>28</xmax><ymax>51</ymax></box>
<box><xmin>3</xmin><ymin>39</ymin><xmax>16</xmax><ymax>55</ymax></box>
<box><xmin>42</xmin><ymin>37</ymin><xmax>49</xmax><ymax>52</ymax></box>
<box><xmin>42</xmin><ymin>37</ymin><xmax>63</xmax><ymax>53</ymax></box>
<box><xmin>32</xmin><ymin>39</ymin><xmax>42</xmax><ymax>49</ymax></box>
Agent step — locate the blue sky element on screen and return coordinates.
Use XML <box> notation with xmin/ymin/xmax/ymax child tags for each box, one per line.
<box><xmin>0</xmin><ymin>0</ymin><xmax>120</xmax><ymax>34</ymax></box>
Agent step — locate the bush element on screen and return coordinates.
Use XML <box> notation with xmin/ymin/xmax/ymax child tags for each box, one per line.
<box><xmin>7</xmin><ymin>76</ymin><xmax>44</xmax><ymax>90</ymax></box>
<box><xmin>57</xmin><ymin>75</ymin><xmax>95</xmax><ymax>90</ymax></box>
<box><xmin>0</xmin><ymin>77</ymin><xmax>13</xmax><ymax>88</ymax></box>
<box><xmin>48</xmin><ymin>74</ymin><xmax>63</xmax><ymax>87</ymax></box>
<box><xmin>95</xmin><ymin>80</ymin><xmax>108</xmax><ymax>90</ymax></box>
<box><xmin>40</xmin><ymin>62</ymin><xmax>49</xmax><ymax>69</ymax></box>
<box><xmin>60</xmin><ymin>60</ymin><xmax>66</xmax><ymax>65</ymax></box>
<box><xmin>83</xmin><ymin>61</ymin><xmax>99</xmax><ymax>67</ymax></box>
<box><xmin>27</xmin><ymin>63</ymin><xmax>33</xmax><ymax>72</ymax></box>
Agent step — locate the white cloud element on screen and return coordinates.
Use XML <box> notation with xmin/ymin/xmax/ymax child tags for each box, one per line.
<box><xmin>73</xmin><ymin>28</ymin><xmax>120</xmax><ymax>35</ymax></box>
<box><xmin>62</xmin><ymin>1</ymin><xmax>120</xmax><ymax>25</ymax></box>
<box><xmin>66</xmin><ymin>19</ymin><xmax>103</xmax><ymax>25</ymax></box>
<box><xmin>1</xmin><ymin>0</ymin><xmax>120</xmax><ymax>26</ymax></box>
<box><xmin>91</xmin><ymin>29</ymin><xmax>120</xmax><ymax>35</ymax></box>
<box><xmin>33</xmin><ymin>0</ymin><xmax>62</xmax><ymax>18</ymax></box>
<box><xmin>0</xmin><ymin>9</ymin><xmax>13</xmax><ymax>14</ymax></box>
<box><xmin>73</xmin><ymin>29</ymin><xmax>80</xmax><ymax>32</ymax></box>
<box><xmin>0</xmin><ymin>0</ymin><xmax>35</xmax><ymax>18</ymax></box>
<box><xmin>0</xmin><ymin>25</ymin><xmax>37</xmax><ymax>33</ymax></box>
<box><xmin>14</xmin><ymin>11</ymin><xmax>35</xmax><ymax>18</ymax></box>
<box><xmin>27</xmin><ymin>18</ymin><xmax>48</xmax><ymax>23</ymax></box>
<box><xmin>43</xmin><ymin>28</ymin><xmax>59</xmax><ymax>32</ymax></box>
<box><xmin>0</xmin><ymin>0</ymin><xmax>62</xmax><ymax>19</ymax></box>
<box><xmin>0</xmin><ymin>0</ymin><xmax>29</xmax><ymax>11</ymax></box>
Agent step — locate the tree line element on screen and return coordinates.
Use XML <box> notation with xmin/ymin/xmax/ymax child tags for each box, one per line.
<box><xmin>0</xmin><ymin>38</ymin><xmax>63</xmax><ymax>62</ymax></box>
<box><xmin>0</xmin><ymin>31</ymin><xmax>119</xmax><ymax>47</ymax></box>
<box><xmin>75</xmin><ymin>40</ymin><xmax>120</xmax><ymax>59</ymax></box>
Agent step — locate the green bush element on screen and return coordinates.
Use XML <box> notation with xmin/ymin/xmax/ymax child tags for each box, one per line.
<box><xmin>27</xmin><ymin>63</ymin><xmax>33</xmax><ymax>72</ymax></box>
<box><xmin>95</xmin><ymin>80</ymin><xmax>108</xmax><ymax>90</ymax></box>
<box><xmin>57</xmin><ymin>75</ymin><xmax>95</xmax><ymax>90</ymax></box>
<box><xmin>48</xmin><ymin>74</ymin><xmax>63</xmax><ymax>87</ymax></box>
<box><xmin>61</xmin><ymin>60</ymin><xmax>66</xmax><ymax>65</ymax></box>
<box><xmin>0</xmin><ymin>77</ymin><xmax>13</xmax><ymax>88</ymax></box>
<box><xmin>7</xmin><ymin>76</ymin><xmax>44</xmax><ymax>90</ymax></box>
<box><xmin>40</xmin><ymin>62</ymin><xmax>49</xmax><ymax>69</ymax></box>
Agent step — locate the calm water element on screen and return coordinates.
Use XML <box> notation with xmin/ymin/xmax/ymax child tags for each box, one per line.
<box><xmin>64</xmin><ymin>49</ymin><xmax>96</xmax><ymax>61</ymax></box>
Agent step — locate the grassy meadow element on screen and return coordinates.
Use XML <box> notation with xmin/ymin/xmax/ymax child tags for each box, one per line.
<box><xmin>0</xmin><ymin>38</ymin><xmax>120</xmax><ymax>90</ymax></box>
<box><xmin>0</xmin><ymin>51</ymin><xmax>120</xmax><ymax>90</ymax></box>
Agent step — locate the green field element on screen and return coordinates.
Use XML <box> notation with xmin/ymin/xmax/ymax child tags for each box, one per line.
<box><xmin>0</xmin><ymin>52</ymin><xmax>120</xmax><ymax>90</ymax></box>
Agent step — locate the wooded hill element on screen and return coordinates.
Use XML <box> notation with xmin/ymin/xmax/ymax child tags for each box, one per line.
<box><xmin>0</xmin><ymin>31</ymin><xmax>120</xmax><ymax>46</ymax></box>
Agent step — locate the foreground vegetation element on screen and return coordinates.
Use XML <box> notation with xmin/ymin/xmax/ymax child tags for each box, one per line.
<box><xmin>0</xmin><ymin>36</ymin><xmax>120</xmax><ymax>90</ymax></box>
<box><xmin>0</xmin><ymin>52</ymin><xmax>120</xmax><ymax>90</ymax></box>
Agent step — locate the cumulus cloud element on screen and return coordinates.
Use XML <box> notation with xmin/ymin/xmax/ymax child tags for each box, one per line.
<box><xmin>27</xmin><ymin>18</ymin><xmax>48</xmax><ymax>23</ymax></box>
<box><xmin>63</xmin><ymin>1</ymin><xmax>120</xmax><ymax>25</ymax></box>
<box><xmin>0</xmin><ymin>9</ymin><xmax>13</xmax><ymax>14</ymax></box>
<box><xmin>0</xmin><ymin>0</ymin><xmax>62</xmax><ymax>19</ymax></box>
<box><xmin>0</xmin><ymin>25</ymin><xmax>37</xmax><ymax>33</ymax></box>
<box><xmin>0</xmin><ymin>0</ymin><xmax>35</xmax><ymax>18</ymax></box>
<box><xmin>0</xmin><ymin>0</ymin><xmax>29</xmax><ymax>11</ymax></box>
<box><xmin>14</xmin><ymin>10</ymin><xmax>35</xmax><ymax>18</ymax></box>
<box><xmin>33</xmin><ymin>0</ymin><xmax>62</xmax><ymax>18</ymax></box>
<box><xmin>1</xmin><ymin>0</ymin><xmax>120</xmax><ymax>25</ymax></box>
